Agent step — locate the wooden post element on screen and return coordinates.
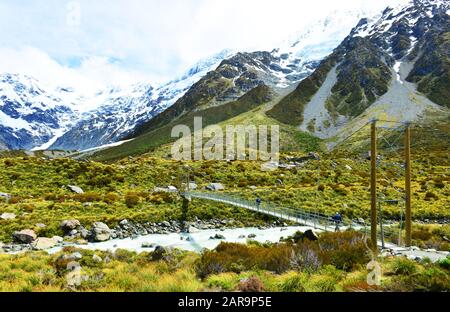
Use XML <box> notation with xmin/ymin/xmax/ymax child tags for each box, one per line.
<box><xmin>405</xmin><ymin>124</ymin><xmax>412</xmax><ymax>247</ymax></box>
<box><xmin>370</xmin><ymin>120</ymin><xmax>378</xmax><ymax>253</ymax></box>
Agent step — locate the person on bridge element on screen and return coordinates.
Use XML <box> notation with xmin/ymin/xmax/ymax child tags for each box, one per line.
<box><xmin>332</xmin><ymin>212</ymin><xmax>343</xmax><ymax>232</ymax></box>
<box><xmin>256</xmin><ymin>198</ymin><xmax>262</xmax><ymax>210</ymax></box>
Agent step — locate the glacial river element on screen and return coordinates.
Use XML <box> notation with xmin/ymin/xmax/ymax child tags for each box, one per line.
<box><xmin>48</xmin><ymin>226</ymin><xmax>319</xmax><ymax>254</ymax></box>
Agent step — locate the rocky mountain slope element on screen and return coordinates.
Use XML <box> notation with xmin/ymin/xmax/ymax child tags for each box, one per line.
<box><xmin>0</xmin><ymin>51</ymin><xmax>233</xmax><ymax>151</ymax></box>
<box><xmin>118</xmin><ymin>9</ymin><xmax>376</xmax><ymax>146</ymax></box>
<box><xmin>268</xmin><ymin>0</ymin><xmax>450</xmax><ymax>139</ymax></box>
<box><xmin>0</xmin><ymin>73</ymin><xmax>79</xmax><ymax>150</ymax></box>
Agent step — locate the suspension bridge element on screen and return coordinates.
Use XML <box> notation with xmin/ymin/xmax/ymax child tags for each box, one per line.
<box><xmin>180</xmin><ymin>191</ymin><xmax>449</xmax><ymax>262</ymax></box>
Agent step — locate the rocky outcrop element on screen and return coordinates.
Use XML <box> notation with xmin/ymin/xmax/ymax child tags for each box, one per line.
<box><xmin>60</xmin><ymin>219</ymin><xmax>81</xmax><ymax>232</ymax></box>
<box><xmin>91</xmin><ymin>222</ymin><xmax>111</xmax><ymax>242</ymax></box>
<box><xmin>13</xmin><ymin>229</ymin><xmax>37</xmax><ymax>244</ymax></box>
<box><xmin>31</xmin><ymin>237</ymin><xmax>59</xmax><ymax>250</ymax></box>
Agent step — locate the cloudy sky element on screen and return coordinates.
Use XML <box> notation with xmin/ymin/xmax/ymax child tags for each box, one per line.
<box><xmin>0</xmin><ymin>0</ymin><xmax>408</xmax><ymax>92</ymax></box>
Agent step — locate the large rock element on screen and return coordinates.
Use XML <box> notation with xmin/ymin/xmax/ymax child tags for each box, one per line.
<box><xmin>92</xmin><ymin>222</ymin><xmax>111</xmax><ymax>242</ymax></box>
<box><xmin>67</xmin><ymin>185</ymin><xmax>84</xmax><ymax>194</ymax></box>
<box><xmin>60</xmin><ymin>219</ymin><xmax>81</xmax><ymax>232</ymax></box>
<box><xmin>152</xmin><ymin>245</ymin><xmax>169</xmax><ymax>261</ymax></box>
<box><xmin>31</xmin><ymin>237</ymin><xmax>58</xmax><ymax>250</ymax></box>
<box><xmin>206</xmin><ymin>183</ymin><xmax>225</xmax><ymax>191</ymax></box>
<box><xmin>13</xmin><ymin>229</ymin><xmax>37</xmax><ymax>243</ymax></box>
<box><xmin>1</xmin><ymin>212</ymin><xmax>16</xmax><ymax>220</ymax></box>
<box><xmin>303</xmin><ymin>229</ymin><xmax>319</xmax><ymax>241</ymax></box>
<box><xmin>0</xmin><ymin>192</ymin><xmax>11</xmax><ymax>202</ymax></box>
<box><xmin>187</xmin><ymin>226</ymin><xmax>199</xmax><ymax>233</ymax></box>
<box><xmin>210</xmin><ymin>234</ymin><xmax>226</xmax><ymax>240</ymax></box>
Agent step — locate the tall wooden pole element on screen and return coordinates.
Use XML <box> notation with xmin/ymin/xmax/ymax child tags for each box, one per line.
<box><xmin>405</xmin><ymin>124</ymin><xmax>412</xmax><ymax>247</ymax></box>
<box><xmin>370</xmin><ymin>120</ymin><xmax>378</xmax><ymax>253</ymax></box>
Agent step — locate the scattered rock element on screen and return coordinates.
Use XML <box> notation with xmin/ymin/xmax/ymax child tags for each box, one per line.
<box><xmin>60</xmin><ymin>219</ymin><xmax>81</xmax><ymax>232</ymax></box>
<box><xmin>70</xmin><ymin>252</ymin><xmax>83</xmax><ymax>260</ymax></box>
<box><xmin>52</xmin><ymin>236</ymin><xmax>64</xmax><ymax>243</ymax></box>
<box><xmin>35</xmin><ymin>223</ymin><xmax>47</xmax><ymax>229</ymax></box>
<box><xmin>261</xmin><ymin>162</ymin><xmax>279</xmax><ymax>172</ymax></box>
<box><xmin>92</xmin><ymin>222</ymin><xmax>111</xmax><ymax>242</ymax></box>
<box><xmin>210</xmin><ymin>234</ymin><xmax>226</xmax><ymax>240</ymax></box>
<box><xmin>206</xmin><ymin>183</ymin><xmax>225</xmax><ymax>191</ymax></box>
<box><xmin>13</xmin><ymin>229</ymin><xmax>37</xmax><ymax>243</ymax></box>
<box><xmin>79</xmin><ymin>228</ymin><xmax>90</xmax><ymax>239</ymax></box>
<box><xmin>345</xmin><ymin>165</ymin><xmax>353</xmax><ymax>171</ymax></box>
<box><xmin>309</xmin><ymin>152</ymin><xmax>320</xmax><ymax>160</ymax></box>
<box><xmin>238</xmin><ymin>235</ymin><xmax>246</xmax><ymax>239</ymax></box>
<box><xmin>141</xmin><ymin>242</ymin><xmax>155</xmax><ymax>248</ymax></box>
<box><xmin>188</xmin><ymin>182</ymin><xmax>197</xmax><ymax>190</ymax></box>
<box><xmin>31</xmin><ymin>237</ymin><xmax>58</xmax><ymax>250</ymax></box>
<box><xmin>119</xmin><ymin>219</ymin><xmax>129</xmax><ymax>226</ymax></box>
<box><xmin>0</xmin><ymin>192</ymin><xmax>11</xmax><ymax>202</ymax></box>
<box><xmin>92</xmin><ymin>254</ymin><xmax>103</xmax><ymax>263</ymax></box>
<box><xmin>187</xmin><ymin>226</ymin><xmax>199</xmax><ymax>233</ymax></box>
<box><xmin>67</xmin><ymin>185</ymin><xmax>84</xmax><ymax>194</ymax></box>
<box><xmin>167</xmin><ymin>186</ymin><xmax>178</xmax><ymax>192</ymax></box>
<box><xmin>248</xmin><ymin>234</ymin><xmax>257</xmax><ymax>239</ymax></box>
<box><xmin>1</xmin><ymin>212</ymin><xmax>16</xmax><ymax>220</ymax></box>
<box><xmin>303</xmin><ymin>230</ymin><xmax>319</xmax><ymax>241</ymax></box>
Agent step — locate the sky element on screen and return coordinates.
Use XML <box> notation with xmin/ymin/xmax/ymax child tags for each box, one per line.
<box><xmin>0</xmin><ymin>0</ymin><xmax>409</xmax><ymax>93</ymax></box>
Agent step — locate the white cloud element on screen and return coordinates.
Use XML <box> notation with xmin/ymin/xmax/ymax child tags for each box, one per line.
<box><xmin>0</xmin><ymin>0</ymin><xmax>409</xmax><ymax>89</ymax></box>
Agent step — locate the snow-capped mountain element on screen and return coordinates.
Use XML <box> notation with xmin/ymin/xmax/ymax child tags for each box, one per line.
<box><xmin>0</xmin><ymin>6</ymin><xmax>399</xmax><ymax>152</ymax></box>
<box><xmin>49</xmin><ymin>50</ymin><xmax>234</xmax><ymax>151</ymax></box>
<box><xmin>0</xmin><ymin>50</ymin><xmax>233</xmax><ymax>151</ymax></box>
<box><xmin>130</xmin><ymin>9</ymin><xmax>380</xmax><ymax>138</ymax></box>
<box><xmin>0</xmin><ymin>73</ymin><xmax>80</xmax><ymax>150</ymax></box>
<box><xmin>268</xmin><ymin>0</ymin><xmax>450</xmax><ymax>139</ymax></box>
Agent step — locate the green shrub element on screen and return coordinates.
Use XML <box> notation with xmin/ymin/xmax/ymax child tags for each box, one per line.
<box><xmin>391</xmin><ymin>258</ymin><xmax>418</xmax><ymax>275</ymax></box>
<box><xmin>125</xmin><ymin>193</ymin><xmax>140</xmax><ymax>208</ymax></box>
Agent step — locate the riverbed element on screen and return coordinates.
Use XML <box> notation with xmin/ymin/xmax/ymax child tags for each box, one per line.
<box><xmin>48</xmin><ymin>226</ymin><xmax>320</xmax><ymax>254</ymax></box>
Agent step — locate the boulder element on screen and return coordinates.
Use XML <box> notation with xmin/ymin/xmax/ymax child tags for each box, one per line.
<box><xmin>0</xmin><ymin>192</ymin><xmax>11</xmax><ymax>202</ymax></box>
<box><xmin>67</xmin><ymin>185</ymin><xmax>84</xmax><ymax>194</ymax></box>
<box><xmin>92</xmin><ymin>222</ymin><xmax>111</xmax><ymax>242</ymax></box>
<box><xmin>60</xmin><ymin>219</ymin><xmax>81</xmax><ymax>232</ymax></box>
<box><xmin>210</xmin><ymin>234</ymin><xmax>226</xmax><ymax>240</ymax></box>
<box><xmin>345</xmin><ymin>165</ymin><xmax>353</xmax><ymax>171</ymax></box>
<box><xmin>187</xmin><ymin>226</ymin><xmax>199</xmax><ymax>233</ymax></box>
<box><xmin>206</xmin><ymin>183</ymin><xmax>225</xmax><ymax>191</ymax></box>
<box><xmin>35</xmin><ymin>223</ymin><xmax>46</xmax><ymax>229</ymax></box>
<box><xmin>188</xmin><ymin>182</ymin><xmax>197</xmax><ymax>190</ymax></box>
<box><xmin>167</xmin><ymin>186</ymin><xmax>178</xmax><ymax>192</ymax></box>
<box><xmin>119</xmin><ymin>219</ymin><xmax>129</xmax><ymax>226</ymax></box>
<box><xmin>152</xmin><ymin>245</ymin><xmax>169</xmax><ymax>261</ymax></box>
<box><xmin>1</xmin><ymin>212</ymin><xmax>16</xmax><ymax>220</ymax></box>
<box><xmin>69</xmin><ymin>252</ymin><xmax>83</xmax><ymax>260</ymax></box>
<box><xmin>13</xmin><ymin>229</ymin><xmax>37</xmax><ymax>243</ymax></box>
<box><xmin>31</xmin><ymin>237</ymin><xmax>58</xmax><ymax>250</ymax></box>
<box><xmin>303</xmin><ymin>229</ymin><xmax>319</xmax><ymax>241</ymax></box>
<box><xmin>248</xmin><ymin>234</ymin><xmax>257</xmax><ymax>239</ymax></box>
<box><xmin>261</xmin><ymin>161</ymin><xmax>279</xmax><ymax>172</ymax></box>
<box><xmin>52</xmin><ymin>236</ymin><xmax>64</xmax><ymax>243</ymax></box>
<box><xmin>92</xmin><ymin>254</ymin><xmax>103</xmax><ymax>263</ymax></box>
